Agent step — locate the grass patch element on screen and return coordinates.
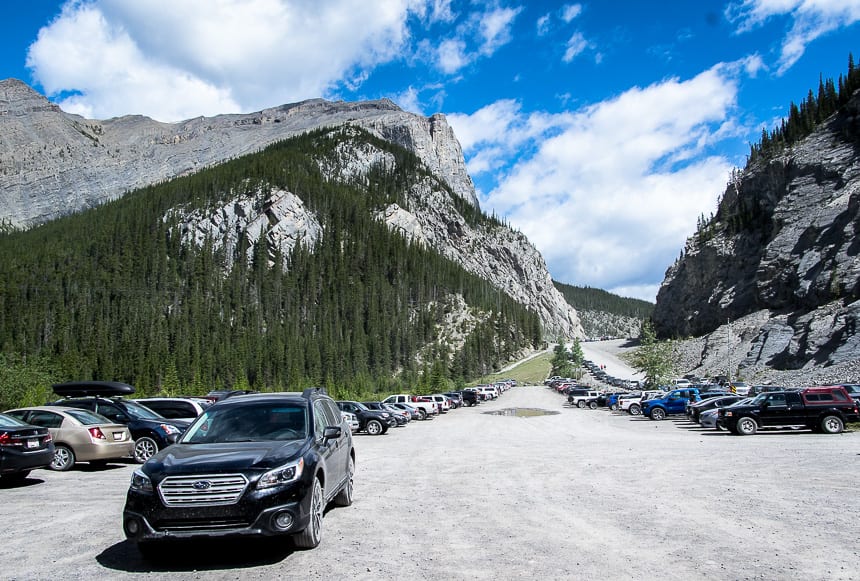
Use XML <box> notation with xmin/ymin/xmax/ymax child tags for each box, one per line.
<box><xmin>473</xmin><ymin>351</ymin><xmax>553</xmax><ymax>387</ymax></box>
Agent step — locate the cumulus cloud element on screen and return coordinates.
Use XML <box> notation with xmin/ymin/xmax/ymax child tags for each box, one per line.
<box><xmin>26</xmin><ymin>0</ymin><xmax>421</xmax><ymax>121</ymax></box>
<box><xmin>450</xmin><ymin>64</ymin><xmax>744</xmax><ymax>301</ymax></box>
<box><xmin>726</xmin><ymin>0</ymin><xmax>860</xmax><ymax>73</ymax></box>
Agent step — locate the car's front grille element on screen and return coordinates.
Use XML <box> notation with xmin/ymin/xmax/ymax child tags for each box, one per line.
<box><xmin>158</xmin><ymin>474</ymin><xmax>249</xmax><ymax>507</ymax></box>
<box><xmin>156</xmin><ymin>517</ymin><xmax>253</xmax><ymax>532</ymax></box>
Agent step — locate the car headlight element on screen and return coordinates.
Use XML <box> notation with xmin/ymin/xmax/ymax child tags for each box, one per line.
<box><xmin>160</xmin><ymin>424</ymin><xmax>180</xmax><ymax>435</ymax></box>
<box><xmin>130</xmin><ymin>469</ymin><xmax>153</xmax><ymax>493</ymax></box>
<box><xmin>258</xmin><ymin>457</ymin><xmax>304</xmax><ymax>489</ymax></box>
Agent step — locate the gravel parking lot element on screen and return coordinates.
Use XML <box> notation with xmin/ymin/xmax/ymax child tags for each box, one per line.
<box><xmin>2</xmin><ymin>386</ymin><xmax>858</xmax><ymax>580</ymax></box>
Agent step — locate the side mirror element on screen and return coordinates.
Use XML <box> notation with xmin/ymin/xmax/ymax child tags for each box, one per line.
<box><xmin>323</xmin><ymin>426</ymin><xmax>342</xmax><ymax>440</ymax></box>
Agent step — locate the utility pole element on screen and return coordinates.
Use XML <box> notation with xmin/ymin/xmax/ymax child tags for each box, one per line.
<box><xmin>726</xmin><ymin>318</ymin><xmax>732</xmax><ymax>386</ymax></box>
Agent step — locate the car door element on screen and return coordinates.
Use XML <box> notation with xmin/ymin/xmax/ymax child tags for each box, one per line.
<box><xmin>313</xmin><ymin>400</ymin><xmax>346</xmax><ymax>498</ymax></box>
<box><xmin>758</xmin><ymin>392</ymin><xmax>790</xmax><ymax>426</ymax></box>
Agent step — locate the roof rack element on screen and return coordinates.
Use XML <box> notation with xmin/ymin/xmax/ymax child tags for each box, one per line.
<box><xmin>302</xmin><ymin>387</ymin><xmax>328</xmax><ymax>399</ymax></box>
<box><xmin>52</xmin><ymin>381</ymin><xmax>135</xmax><ymax>398</ymax></box>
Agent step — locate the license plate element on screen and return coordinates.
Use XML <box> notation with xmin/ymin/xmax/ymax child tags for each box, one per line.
<box><xmin>113</xmin><ymin>432</ymin><xmax>125</xmax><ymax>440</ymax></box>
<box><xmin>26</xmin><ymin>438</ymin><xmax>39</xmax><ymax>449</ymax></box>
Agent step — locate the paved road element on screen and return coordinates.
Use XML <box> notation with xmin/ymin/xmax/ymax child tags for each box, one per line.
<box><xmin>1</xmin><ymin>386</ymin><xmax>857</xmax><ymax>580</ymax></box>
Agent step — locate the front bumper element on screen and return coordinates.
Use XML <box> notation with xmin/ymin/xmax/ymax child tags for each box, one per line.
<box><xmin>123</xmin><ymin>476</ymin><xmax>313</xmax><ymax>541</ymax></box>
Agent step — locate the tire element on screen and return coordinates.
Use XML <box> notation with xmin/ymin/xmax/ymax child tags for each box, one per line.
<box><xmin>650</xmin><ymin>407</ymin><xmax>666</xmax><ymax>421</ymax></box>
<box><xmin>629</xmin><ymin>404</ymin><xmax>641</xmax><ymax>416</ymax></box>
<box><xmin>609</xmin><ymin>403</ymin><xmax>618</xmax><ymax>411</ymax></box>
<box><xmin>293</xmin><ymin>478</ymin><xmax>323</xmax><ymax>549</ymax></box>
<box><xmin>133</xmin><ymin>437</ymin><xmax>159</xmax><ymax>463</ymax></box>
<box><xmin>577</xmin><ymin>400</ymin><xmax>586</xmax><ymax>409</ymax></box>
<box><xmin>365</xmin><ymin>419</ymin><xmax>383</xmax><ymax>436</ymax></box>
<box><xmin>51</xmin><ymin>445</ymin><xmax>76</xmax><ymax>471</ymax></box>
<box><xmin>333</xmin><ymin>456</ymin><xmax>354</xmax><ymax>507</ymax></box>
<box><xmin>736</xmin><ymin>417</ymin><xmax>758</xmax><ymax>435</ymax></box>
<box><xmin>820</xmin><ymin>415</ymin><xmax>844</xmax><ymax>434</ymax></box>
<box><xmin>588</xmin><ymin>401</ymin><xmax>598</xmax><ymax>410</ymax></box>
<box><xmin>417</xmin><ymin>408</ymin><xmax>427</xmax><ymax>420</ymax></box>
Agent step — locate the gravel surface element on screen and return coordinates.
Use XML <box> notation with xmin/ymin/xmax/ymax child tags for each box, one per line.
<box><xmin>2</xmin><ymin>387</ymin><xmax>858</xmax><ymax>580</ymax></box>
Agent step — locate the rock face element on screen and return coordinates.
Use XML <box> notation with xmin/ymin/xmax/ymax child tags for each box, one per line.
<box><xmin>654</xmin><ymin>90</ymin><xmax>860</xmax><ymax>378</ymax></box>
<box><xmin>0</xmin><ymin>79</ymin><xmax>581</xmax><ymax>340</ymax></box>
<box><xmin>0</xmin><ymin>78</ymin><xmax>477</xmax><ymax>229</ymax></box>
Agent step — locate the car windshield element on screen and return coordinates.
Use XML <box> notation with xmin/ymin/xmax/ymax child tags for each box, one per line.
<box><xmin>65</xmin><ymin>408</ymin><xmax>113</xmax><ymax>425</ymax></box>
<box><xmin>351</xmin><ymin>402</ymin><xmax>370</xmax><ymax>411</ymax></box>
<box><xmin>120</xmin><ymin>400</ymin><xmax>167</xmax><ymax>420</ymax></box>
<box><xmin>181</xmin><ymin>403</ymin><xmax>308</xmax><ymax>443</ymax></box>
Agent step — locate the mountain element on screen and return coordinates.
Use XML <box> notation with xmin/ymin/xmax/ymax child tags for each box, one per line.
<box><xmin>553</xmin><ymin>281</ymin><xmax>653</xmax><ymax>339</ymax></box>
<box><xmin>653</xmin><ymin>81</ymin><xmax>860</xmax><ymax>385</ymax></box>
<box><xmin>0</xmin><ymin>81</ymin><xmax>583</xmax><ymax>398</ymax></box>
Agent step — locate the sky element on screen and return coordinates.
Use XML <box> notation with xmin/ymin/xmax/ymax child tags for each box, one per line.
<box><xmin>3</xmin><ymin>1</ymin><xmax>860</xmax><ymax>302</ymax></box>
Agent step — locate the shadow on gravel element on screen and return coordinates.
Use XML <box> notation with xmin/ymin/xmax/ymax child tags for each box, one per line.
<box><xmin>0</xmin><ymin>475</ymin><xmax>47</xmax><ymax>489</ymax></box>
<box><xmin>97</xmin><ymin>537</ymin><xmax>294</xmax><ymax>573</ymax></box>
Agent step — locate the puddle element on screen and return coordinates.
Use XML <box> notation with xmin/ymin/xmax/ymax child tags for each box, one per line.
<box><xmin>483</xmin><ymin>408</ymin><xmax>560</xmax><ymax>417</ymax></box>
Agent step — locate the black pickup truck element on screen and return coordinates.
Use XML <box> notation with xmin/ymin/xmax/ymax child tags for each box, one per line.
<box><xmin>717</xmin><ymin>386</ymin><xmax>859</xmax><ymax>435</ymax></box>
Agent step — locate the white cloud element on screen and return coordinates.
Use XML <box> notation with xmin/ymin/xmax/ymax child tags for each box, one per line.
<box><xmin>429</xmin><ymin>4</ymin><xmax>522</xmax><ymax>73</ymax></box>
<box><xmin>477</xmin><ymin>7</ymin><xmax>523</xmax><ymax>55</ymax></box>
<box><xmin>537</xmin><ymin>13</ymin><xmax>551</xmax><ymax>35</ymax></box>
<box><xmin>27</xmin><ymin>0</ymin><xmax>422</xmax><ymax>121</ymax></box>
<box><xmin>452</xmin><ymin>64</ymin><xmax>745</xmax><ymax>300</ymax></box>
<box><xmin>560</xmin><ymin>4</ymin><xmax>583</xmax><ymax>23</ymax></box>
<box><xmin>563</xmin><ymin>31</ymin><xmax>589</xmax><ymax>62</ymax></box>
<box><xmin>726</xmin><ymin>0</ymin><xmax>860</xmax><ymax>72</ymax></box>
<box><xmin>436</xmin><ymin>38</ymin><xmax>470</xmax><ymax>74</ymax></box>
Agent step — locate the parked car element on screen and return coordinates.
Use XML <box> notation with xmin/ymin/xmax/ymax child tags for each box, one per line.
<box><xmin>133</xmin><ymin>397</ymin><xmax>212</xmax><ymax>421</ymax></box>
<box><xmin>48</xmin><ymin>381</ymin><xmax>190</xmax><ymax>463</ymax></box>
<box><xmin>204</xmin><ymin>389</ymin><xmax>256</xmax><ymax>403</ymax></box>
<box><xmin>387</xmin><ymin>402</ymin><xmax>421</xmax><ymax>421</ymax></box>
<box><xmin>642</xmin><ymin>388</ymin><xmax>702</xmax><ymax>420</ymax></box>
<box><xmin>0</xmin><ymin>412</ymin><xmax>54</xmax><ymax>482</ymax></box>
<box><xmin>717</xmin><ymin>386</ymin><xmax>859</xmax><ymax>435</ymax></box>
<box><xmin>363</xmin><ymin>402</ymin><xmax>406</xmax><ymax>427</ymax></box>
<box><xmin>336</xmin><ymin>401</ymin><xmax>392</xmax><ymax>435</ymax></box>
<box><xmin>458</xmin><ymin>389</ymin><xmax>480</xmax><ymax>407</ymax></box>
<box><xmin>123</xmin><ymin>388</ymin><xmax>354</xmax><ymax>556</ymax></box>
<box><xmin>685</xmin><ymin>395</ymin><xmax>744</xmax><ymax>423</ymax></box>
<box><xmin>443</xmin><ymin>392</ymin><xmax>464</xmax><ymax>408</ymax></box>
<box><xmin>699</xmin><ymin>398</ymin><xmax>754</xmax><ymax>430</ymax></box>
<box><xmin>5</xmin><ymin>406</ymin><xmax>133</xmax><ymax>471</ymax></box>
<box><xmin>341</xmin><ymin>411</ymin><xmax>360</xmax><ymax>433</ymax></box>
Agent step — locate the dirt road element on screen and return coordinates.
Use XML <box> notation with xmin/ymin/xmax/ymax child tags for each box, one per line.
<box><xmin>2</xmin><ymin>387</ymin><xmax>857</xmax><ymax>580</ymax></box>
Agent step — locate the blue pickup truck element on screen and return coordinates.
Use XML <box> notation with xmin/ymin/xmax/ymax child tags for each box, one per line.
<box><xmin>642</xmin><ymin>388</ymin><xmax>701</xmax><ymax>420</ymax></box>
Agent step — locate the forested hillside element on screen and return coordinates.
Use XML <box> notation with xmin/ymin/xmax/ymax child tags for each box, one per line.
<box><xmin>553</xmin><ymin>281</ymin><xmax>653</xmax><ymax>339</ymax></box>
<box><xmin>0</xmin><ymin>128</ymin><xmax>542</xmax><ymax>407</ymax></box>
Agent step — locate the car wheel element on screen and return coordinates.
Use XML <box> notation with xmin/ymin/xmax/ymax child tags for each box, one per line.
<box><xmin>293</xmin><ymin>478</ymin><xmax>324</xmax><ymax>549</ymax></box>
<box><xmin>134</xmin><ymin>437</ymin><xmax>159</xmax><ymax>463</ymax></box>
<box><xmin>609</xmin><ymin>403</ymin><xmax>618</xmax><ymax>411</ymax></box>
<box><xmin>51</xmin><ymin>445</ymin><xmax>76</xmax><ymax>471</ymax></box>
<box><xmin>736</xmin><ymin>417</ymin><xmax>758</xmax><ymax>435</ymax></box>
<box><xmin>820</xmin><ymin>415</ymin><xmax>844</xmax><ymax>434</ymax></box>
<box><xmin>333</xmin><ymin>456</ymin><xmax>354</xmax><ymax>507</ymax></box>
<box><xmin>629</xmin><ymin>404</ymin><xmax>641</xmax><ymax>416</ymax></box>
<box><xmin>650</xmin><ymin>408</ymin><xmax>666</xmax><ymax>421</ymax></box>
<box><xmin>417</xmin><ymin>408</ymin><xmax>427</xmax><ymax>420</ymax></box>
<box><xmin>365</xmin><ymin>420</ymin><xmax>383</xmax><ymax>436</ymax></box>
<box><xmin>588</xmin><ymin>401</ymin><xmax>598</xmax><ymax>410</ymax></box>
<box><xmin>577</xmin><ymin>400</ymin><xmax>586</xmax><ymax>408</ymax></box>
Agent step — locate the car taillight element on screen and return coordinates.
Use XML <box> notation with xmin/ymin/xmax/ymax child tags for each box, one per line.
<box><xmin>0</xmin><ymin>432</ymin><xmax>11</xmax><ymax>445</ymax></box>
<box><xmin>89</xmin><ymin>427</ymin><xmax>106</xmax><ymax>440</ymax></box>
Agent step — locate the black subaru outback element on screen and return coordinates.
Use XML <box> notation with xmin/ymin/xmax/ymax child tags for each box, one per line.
<box><xmin>123</xmin><ymin>388</ymin><xmax>354</xmax><ymax>556</ymax></box>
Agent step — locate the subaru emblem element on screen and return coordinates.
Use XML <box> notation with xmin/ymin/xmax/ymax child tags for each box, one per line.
<box><xmin>192</xmin><ymin>480</ymin><xmax>212</xmax><ymax>490</ymax></box>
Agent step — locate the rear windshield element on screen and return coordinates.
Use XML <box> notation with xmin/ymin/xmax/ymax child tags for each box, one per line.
<box><xmin>65</xmin><ymin>408</ymin><xmax>114</xmax><ymax>425</ymax></box>
<box><xmin>182</xmin><ymin>403</ymin><xmax>308</xmax><ymax>443</ymax></box>
<box><xmin>0</xmin><ymin>413</ymin><xmax>29</xmax><ymax>428</ymax></box>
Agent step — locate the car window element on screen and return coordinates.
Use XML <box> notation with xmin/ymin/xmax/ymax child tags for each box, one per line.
<box><xmin>118</xmin><ymin>400</ymin><xmax>165</xmax><ymax>420</ymax></box>
<box><xmin>60</xmin><ymin>408</ymin><xmax>110</xmax><ymax>425</ymax></box>
<box><xmin>768</xmin><ymin>393</ymin><xmax>786</xmax><ymax>405</ymax></box>
<box><xmin>94</xmin><ymin>402</ymin><xmax>128</xmax><ymax>422</ymax></box>
<box><xmin>182</xmin><ymin>403</ymin><xmax>307</xmax><ymax>443</ymax></box>
<box><xmin>0</xmin><ymin>413</ymin><xmax>30</xmax><ymax>427</ymax></box>
<box><xmin>24</xmin><ymin>410</ymin><xmax>64</xmax><ymax>429</ymax></box>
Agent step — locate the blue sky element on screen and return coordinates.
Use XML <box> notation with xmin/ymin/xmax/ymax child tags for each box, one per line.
<box><xmin>3</xmin><ymin>1</ymin><xmax>859</xmax><ymax>301</ymax></box>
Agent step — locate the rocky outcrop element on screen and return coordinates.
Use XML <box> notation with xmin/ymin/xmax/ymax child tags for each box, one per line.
<box><xmin>0</xmin><ymin>79</ymin><xmax>476</xmax><ymax>229</ymax></box>
<box><xmin>654</xmin><ymin>90</ymin><xmax>860</xmax><ymax>378</ymax></box>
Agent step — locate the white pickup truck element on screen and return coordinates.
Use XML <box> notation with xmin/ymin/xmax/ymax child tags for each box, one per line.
<box><xmin>382</xmin><ymin>394</ymin><xmax>439</xmax><ymax>420</ymax></box>
<box><xmin>618</xmin><ymin>390</ymin><xmax>663</xmax><ymax>415</ymax></box>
